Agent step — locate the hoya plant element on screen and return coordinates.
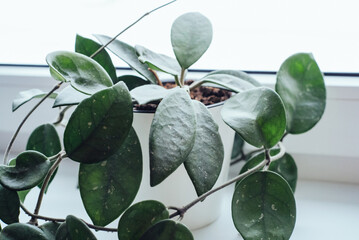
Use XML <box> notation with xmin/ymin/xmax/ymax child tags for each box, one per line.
<box><xmin>0</xmin><ymin>2</ymin><xmax>326</xmax><ymax>240</ymax></box>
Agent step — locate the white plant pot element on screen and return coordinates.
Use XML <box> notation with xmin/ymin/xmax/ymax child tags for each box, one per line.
<box><xmin>132</xmin><ymin>102</ymin><xmax>235</xmax><ymax>230</ymax></box>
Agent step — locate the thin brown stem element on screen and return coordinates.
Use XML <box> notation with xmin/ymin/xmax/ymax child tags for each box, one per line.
<box><xmin>3</xmin><ymin>82</ymin><xmax>63</xmax><ymax>165</ymax></box>
<box><xmin>90</xmin><ymin>0</ymin><xmax>177</xmax><ymax>59</ymax></box>
<box><xmin>29</xmin><ymin>153</ymin><xmax>65</xmax><ymax>225</ymax></box>
<box><xmin>21</xmin><ymin>203</ymin><xmax>117</xmax><ymax>232</ymax></box>
<box><xmin>148</xmin><ymin>68</ymin><xmax>163</xmax><ymax>86</ymax></box>
<box><xmin>169</xmin><ymin>160</ymin><xmax>267</xmax><ymax>219</ymax></box>
<box><xmin>53</xmin><ymin>106</ymin><xmax>72</xmax><ymax>125</ymax></box>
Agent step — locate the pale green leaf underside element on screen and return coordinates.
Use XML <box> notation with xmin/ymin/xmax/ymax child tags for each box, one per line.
<box><xmin>184</xmin><ymin>100</ymin><xmax>224</xmax><ymax>196</ymax></box>
<box><xmin>12</xmin><ymin>89</ymin><xmax>57</xmax><ymax>112</ymax></box>
<box><xmin>171</xmin><ymin>12</ymin><xmax>213</xmax><ymax>69</ymax></box>
<box><xmin>150</xmin><ymin>88</ymin><xmax>196</xmax><ymax>186</ymax></box>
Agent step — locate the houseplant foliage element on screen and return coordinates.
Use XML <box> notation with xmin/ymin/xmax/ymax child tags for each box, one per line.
<box><xmin>0</xmin><ymin>3</ymin><xmax>326</xmax><ymax>240</ymax></box>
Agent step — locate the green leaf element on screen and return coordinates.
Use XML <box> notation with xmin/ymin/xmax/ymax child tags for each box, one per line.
<box><xmin>27</xmin><ymin>124</ymin><xmax>61</xmax><ymax>157</ymax></box>
<box><xmin>64</xmin><ymin>82</ymin><xmax>133</xmax><ymax>164</ymax></box>
<box><xmin>135</xmin><ymin>45</ymin><xmax>181</xmax><ymax>76</ymax></box>
<box><xmin>75</xmin><ymin>34</ymin><xmax>118</xmax><ymax>83</ymax></box>
<box><xmin>46</xmin><ymin>51</ymin><xmax>113</xmax><ymax>94</ymax></box>
<box><xmin>55</xmin><ymin>222</ymin><xmax>70</xmax><ymax>240</ymax></box>
<box><xmin>150</xmin><ymin>88</ymin><xmax>196</xmax><ymax>186</ymax></box>
<box><xmin>79</xmin><ymin>128</ymin><xmax>142</xmax><ymax>226</ymax></box>
<box><xmin>205</xmin><ymin>70</ymin><xmax>262</xmax><ymax>87</ymax></box>
<box><xmin>118</xmin><ymin>75</ymin><xmax>149</xmax><ymax>91</ymax></box>
<box><xmin>231</xmin><ymin>133</ymin><xmax>244</xmax><ymax>159</ymax></box>
<box><xmin>26</xmin><ymin>124</ymin><xmax>61</xmax><ymax>193</ymax></box>
<box><xmin>184</xmin><ymin>100</ymin><xmax>224</xmax><ymax>196</ymax></box>
<box><xmin>199</xmin><ymin>74</ymin><xmax>254</xmax><ymax>93</ymax></box>
<box><xmin>53</xmin><ymin>85</ymin><xmax>89</xmax><ymax>108</ymax></box>
<box><xmin>171</xmin><ymin>12</ymin><xmax>212</xmax><ymax>69</ymax></box>
<box><xmin>232</xmin><ymin>171</ymin><xmax>296</xmax><ymax>240</ymax></box>
<box><xmin>140</xmin><ymin>220</ymin><xmax>193</xmax><ymax>240</ymax></box>
<box><xmin>221</xmin><ymin>87</ymin><xmax>286</xmax><ymax>149</ymax></box>
<box><xmin>7</xmin><ymin>159</ymin><xmax>31</xmax><ymax>203</ymax></box>
<box><xmin>130</xmin><ymin>85</ymin><xmax>177</xmax><ymax>105</ymax></box>
<box><xmin>12</xmin><ymin>89</ymin><xmax>57</xmax><ymax>112</ymax></box>
<box><xmin>40</xmin><ymin>222</ymin><xmax>61</xmax><ymax>240</ymax></box>
<box><xmin>0</xmin><ymin>184</ymin><xmax>20</xmax><ymax>224</ymax></box>
<box><xmin>0</xmin><ymin>223</ymin><xmax>48</xmax><ymax>240</ymax></box>
<box><xmin>118</xmin><ymin>200</ymin><xmax>169</xmax><ymax>240</ymax></box>
<box><xmin>94</xmin><ymin>35</ymin><xmax>157</xmax><ymax>84</ymax></box>
<box><xmin>0</xmin><ymin>151</ymin><xmax>51</xmax><ymax>191</ymax></box>
<box><xmin>65</xmin><ymin>215</ymin><xmax>97</xmax><ymax>240</ymax></box>
<box><xmin>276</xmin><ymin>53</ymin><xmax>326</xmax><ymax>134</ymax></box>
<box><xmin>240</xmin><ymin>150</ymin><xmax>298</xmax><ymax>192</ymax></box>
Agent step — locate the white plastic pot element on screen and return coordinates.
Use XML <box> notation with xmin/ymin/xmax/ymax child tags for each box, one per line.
<box><xmin>132</xmin><ymin>102</ymin><xmax>234</xmax><ymax>230</ymax></box>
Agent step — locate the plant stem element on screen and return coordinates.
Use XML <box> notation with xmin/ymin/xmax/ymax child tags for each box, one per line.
<box><xmin>169</xmin><ymin>160</ymin><xmax>267</xmax><ymax>219</ymax></box>
<box><xmin>53</xmin><ymin>106</ymin><xmax>72</xmax><ymax>126</ymax></box>
<box><xmin>179</xmin><ymin>68</ymin><xmax>187</xmax><ymax>87</ymax></box>
<box><xmin>148</xmin><ymin>68</ymin><xmax>163</xmax><ymax>86</ymax></box>
<box><xmin>21</xmin><ymin>204</ymin><xmax>117</xmax><ymax>232</ymax></box>
<box><xmin>29</xmin><ymin>153</ymin><xmax>65</xmax><ymax>225</ymax></box>
<box><xmin>169</xmin><ymin>142</ymin><xmax>286</xmax><ymax>219</ymax></box>
<box><xmin>3</xmin><ymin>82</ymin><xmax>63</xmax><ymax>165</ymax></box>
<box><xmin>230</xmin><ymin>148</ymin><xmax>264</xmax><ymax>166</ymax></box>
<box><xmin>90</xmin><ymin>0</ymin><xmax>177</xmax><ymax>59</ymax></box>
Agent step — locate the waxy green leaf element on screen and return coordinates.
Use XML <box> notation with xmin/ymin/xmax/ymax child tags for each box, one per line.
<box><xmin>199</xmin><ymin>74</ymin><xmax>254</xmax><ymax>93</ymax></box>
<box><xmin>135</xmin><ymin>45</ymin><xmax>181</xmax><ymax>76</ymax></box>
<box><xmin>0</xmin><ymin>223</ymin><xmax>48</xmax><ymax>240</ymax></box>
<box><xmin>54</xmin><ymin>222</ymin><xmax>70</xmax><ymax>240</ymax></box>
<box><xmin>46</xmin><ymin>51</ymin><xmax>113</xmax><ymax>94</ymax></box>
<box><xmin>26</xmin><ymin>123</ymin><xmax>61</xmax><ymax>193</ymax></box>
<box><xmin>27</xmin><ymin>124</ymin><xmax>61</xmax><ymax>157</ymax></box>
<box><xmin>7</xmin><ymin>159</ymin><xmax>30</xmax><ymax>203</ymax></box>
<box><xmin>171</xmin><ymin>12</ymin><xmax>212</xmax><ymax>69</ymax></box>
<box><xmin>79</xmin><ymin>128</ymin><xmax>142</xmax><ymax>226</ymax></box>
<box><xmin>0</xmin><ymin>151</ymin><xmax>51</xmax><ymax>191</ymax></box>
<box><xmin>205</xmin><ymin>70</ymin><xmax>261</xmax><ymax>87</ymax></box>
<box><xmin>130</xmin><ymin>84</ymin><xmax>177</xmax><ymax>105</ymax></box>
<box><xmin>65</xmin><ymin>215</ymin><xmax>97</xmax><ymax>240</ymax></box>
<box><xmin>276</xmin><ymin>53</ymin><xmax>326</xmax><ymax>134</ymax></box>
<box><xmin>184</xmin><ymin>100</ymin><xmax>224</xmax><ymax>196</ymax></box>
<box><xmin>231</xmin><ymin>133</ymin><xmax>244</xmax><ymax>159</ymax></box>
<box><xmin>150</xmin><ymin>88</ymin><xmax>196</xmax><ymax>186</ymax></box>
<box><xmin>64</xmin><ymin>82</ymin><xmax>133</xmax><ymax>164</ymax></box>
<box><xmin>95</xmin><ymin>35</ymin><xmax>157</xmax><ymax>84</ymax></box>
<box><xmin>232</xmin><ymin>171</ymin><xmax>296</xmax><ymax>240</ymax></box>
<box><xmin>118</xmin><ymin>75</ymin><xmax>149</xmax><ymax>91</ymax></box>
<box><xmin>140</xmin><ymin>220</ymin><xmax>193</xmax><ymax>240</ymax></box>
<box><xmin>75</xmin><ymin>34</ymin><xmax>118</xmax><ymax>83</ymax></box>
<box><xmin>53</xmin><ymin>85</ymin><xmax>89</xmax><ymax>108</ymax></box>
<box><xmin>221</xmin><ymin>87</ymin><xmax>286</xmax><ymax>149</ymax></box>
<box><xmin>40</xmin><ymin>222</ymin><xmax>61</xmax><ymax>240</ymax></box>
<box><xmin>0</xmin><ymin>185</ymin><xmax>20</xmax><ymax>224</ymax></box>
<box><xmin>240</xmin><ymin>150</ymin><xmax>298</xmax><ymax>192</ymax></box>
<box><xmin>118</xmin><ymin>200</ymin><xmax>169</xmax><ymax>240</ymax></box>
<box><xmin>12</xmin><ymin>88</ymin><xmax>57</xmax><ymax>112</ymax></box>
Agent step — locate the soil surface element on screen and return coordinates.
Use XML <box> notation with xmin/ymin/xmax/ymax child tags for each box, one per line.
<box><xmin>134</xmin><ymin>81</ymin><xmax>231</xmax><ymax>111</ymax></box>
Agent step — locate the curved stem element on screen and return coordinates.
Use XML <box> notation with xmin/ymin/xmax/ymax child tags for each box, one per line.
<box><xmin>3</xmin><ymin>82</ymin><xmax>63</xmax><ymax>165</ymax></box>
<box><xmin>53</xmin><ymin>106</ymin><xmax>72</xmax><ymax>126</ymax></box>
<box><xmin>169</xmin><ymin>142</ymin><xmax>286</xmax><ymax>219</ymax></box>
<box><xmin>90</xmin><ymin>0</ymin><xmax>177</xmax><ymax>59</ymax></box>
<box><xmin>179</xmin><ymin>68</ymin><xmax>187</xmax><ymax>87</ymax></box>
<box><xmin>188</xmin><ymin>79</ymin><xmax>204</xmax><ymax>90</ymax></box>
<box><xmin>29</xmin><ymin>153</ymin><xmax>65</xmax><ymax>225</ymax></box>
<box><xmin>169</xmin><ymin>159</ymin><xmax>267</xmax><ymax>219</ymax></box>
<box><xmin>21</xmin><ymin>203</ymin><xmax>117</xmax><ymax>232</ymax></box>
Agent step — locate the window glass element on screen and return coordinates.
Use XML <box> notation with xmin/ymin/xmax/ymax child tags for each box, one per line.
<box><xmin>1</xmin><ymin>0</ymin><xmax>358</xmax><ymax>72</ymax></box>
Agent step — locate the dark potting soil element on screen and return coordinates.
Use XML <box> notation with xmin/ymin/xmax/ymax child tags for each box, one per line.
<box><xmin>134</xmin><ymin>81</ymin><xmax>232</xmax><ymax>111</ymax></box>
